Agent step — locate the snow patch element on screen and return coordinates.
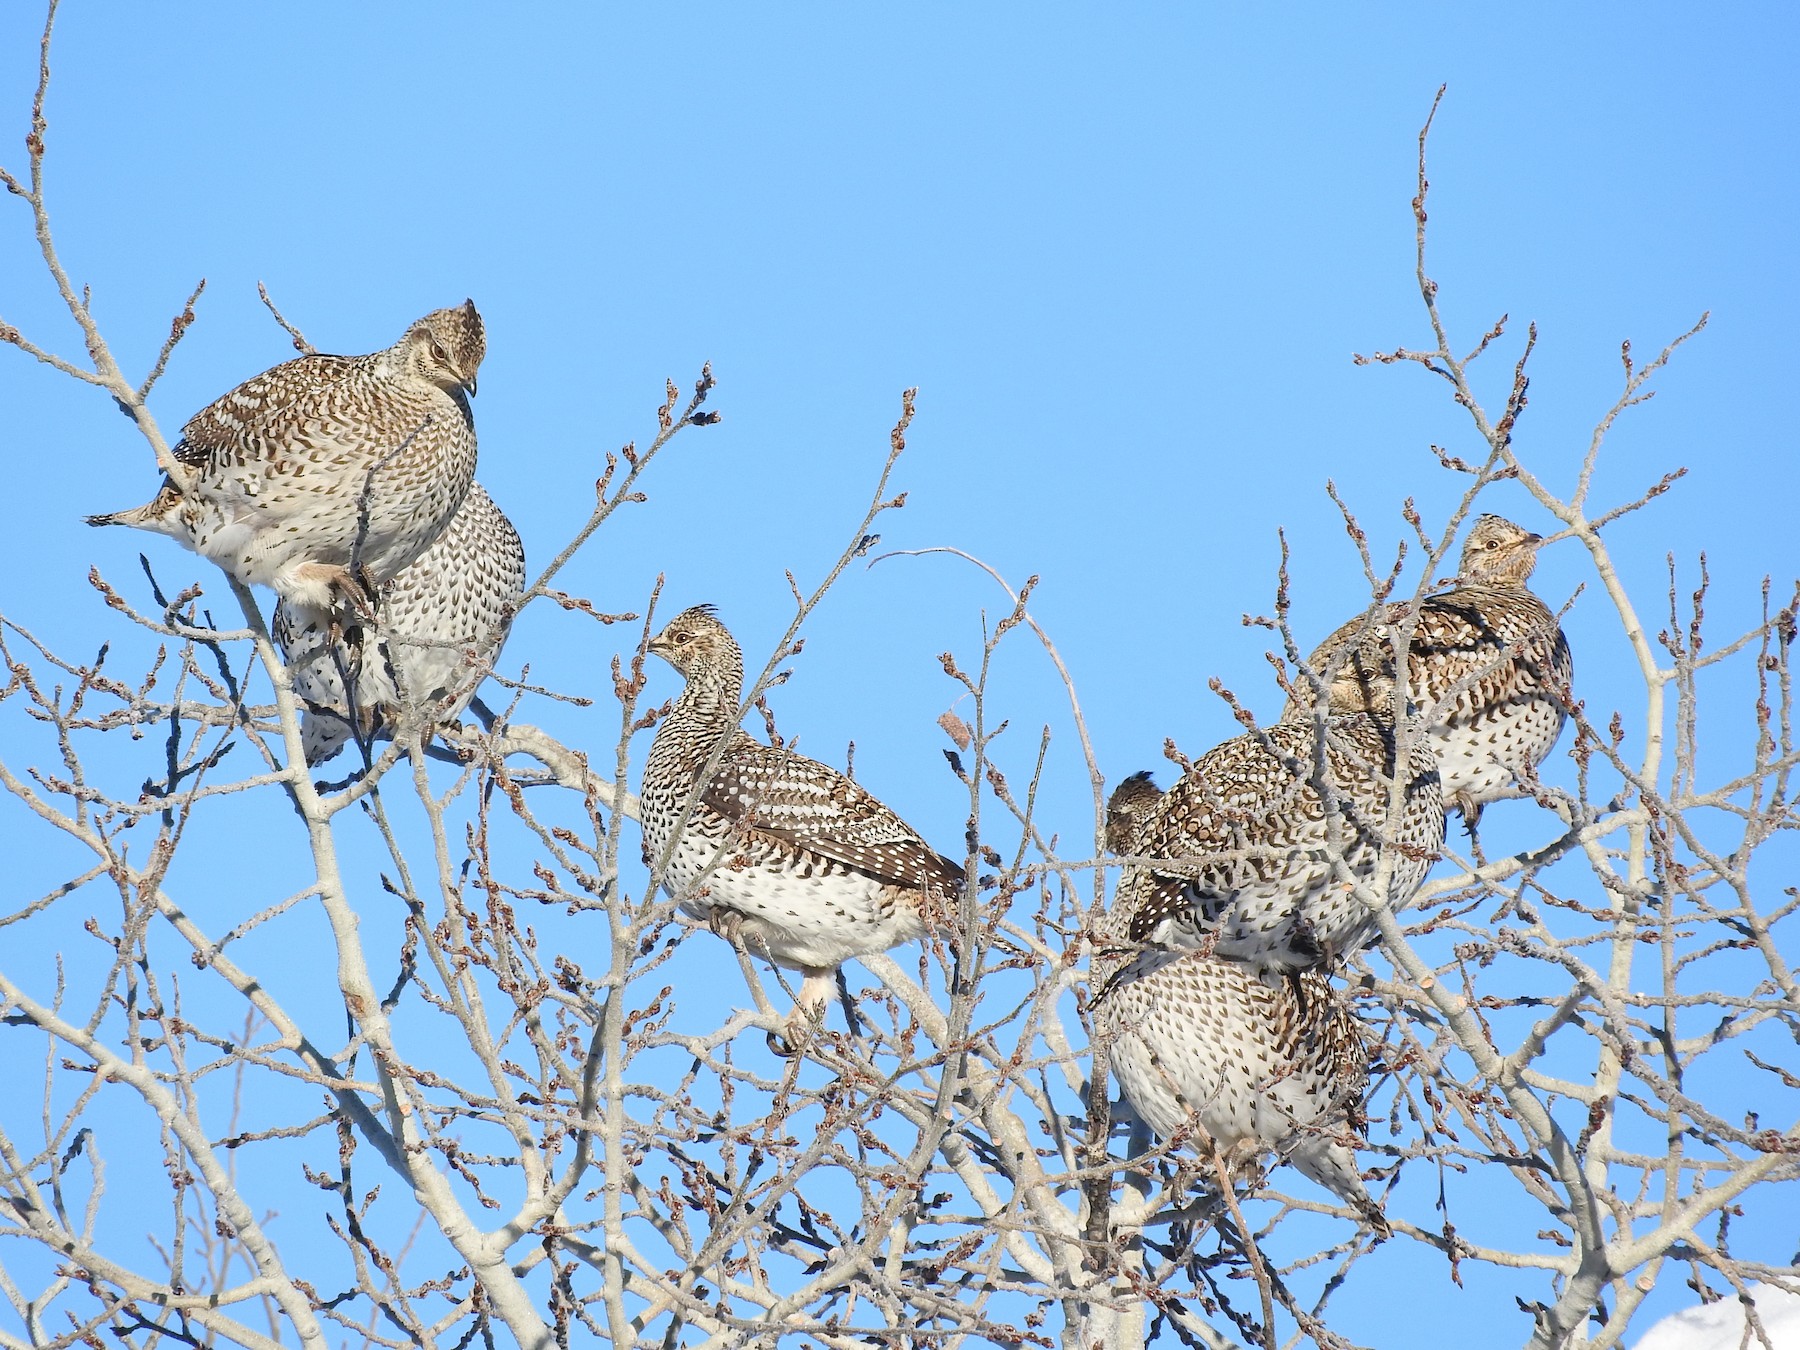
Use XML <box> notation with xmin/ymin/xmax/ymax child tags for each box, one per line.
<box><xmin>1635</xmin><ymin>1283</ymin><xmax>1800</xmax><ymax>1350</ymax></box>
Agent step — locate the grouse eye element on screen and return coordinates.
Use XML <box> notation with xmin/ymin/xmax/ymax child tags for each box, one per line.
<box><xmin>430</xmin><ymin>340</ymin><xmax>449</xmax><ymax>363</ymax></box>
<box><xmin>1484</xmin><ymin>539</ymin><xmax>1500</xmax><ymax>550</ymax></box>
<box><xmin>673</xmin><ymin>632</ymin><xmax>691</xmax><ymax>646</ymax></box>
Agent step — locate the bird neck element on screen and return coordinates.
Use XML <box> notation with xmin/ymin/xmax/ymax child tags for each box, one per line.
<box><xmin>670</xmin><ymin>651</ymin><xmax>746</xmax><ymax>738</ymax></box>
<box><xmin>373</xmin><ymin>345</ymin><xmax>411</xmax><ymax>381</ymax></box>
<box><xmin>1456</xmin><ymin>568</ymin><xmax>1530</xmax><ymax>592</ymax></box>
<box><xmin>1363</xmin><ymin>702</ymin><xmax>1430</xmax><ymax>778</ymax></box>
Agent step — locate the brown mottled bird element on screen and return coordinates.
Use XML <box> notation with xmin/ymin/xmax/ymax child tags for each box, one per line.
<box><xmin>639</xmin><ymin>606</ymin><xmax>962</xmax><ymax>1052</ymax></box>
<box><xmin>1117</xmin><ymin>665</ymin><xmax>1444</xmax><ymax>976</ymax></box>
<box><xmin>273</xmin><ymin>483</ymin><xmax>525</xmax><ymax>765</ymax></box>
<box><xmin>89</xmin><ymin>303</ymin><xmax>486</xmax><ymax>612</ymax></box>
<box><xmin>1095</xmin><ymin>773</ymin><xmax>1388</xmax><ymax>1234</ymax></box>
<box><xmin>1096</xmin><ymin>939</ymin><xmax>1388</xmax><ymax>1234</ymax></box>
<box><xmin>1283</xmin><ymin>514</ymin><xmax>1571</xmax><ymax>828</ymax></box>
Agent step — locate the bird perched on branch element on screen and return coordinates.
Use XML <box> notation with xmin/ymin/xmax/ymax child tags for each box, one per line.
<box><xmin>1116</xmin><ymin>664</ymin><xmax>1444</xmax><ymax>976</ymax></box>
<box><xmin>1095</xmin><ymin>772</ymin><xmax>1389</xmax><ymax>1236</ymax></box>
<box><xmin>1097</xmin><ymin>937</ymin><xmax>1389</xmax><ymax>1235</ymax></box>
<box><xmin>273</xmin><ymin>482</ymin><xmax>524</xmax><ymax>765</ymax></box>
<box><xmin>1283</xmin><ymin>513</ymin><xmax>1571</xmax><ymax>828</ymax></box>
<box><xmin>639</xmin><ymin>606</ymin><xmax>961</xmax><ymax>1054</ymax></box>
<box><xmin>89</xmin><ymin>301</ymin><xmax>486</xmax><ymax>613</ymax></box>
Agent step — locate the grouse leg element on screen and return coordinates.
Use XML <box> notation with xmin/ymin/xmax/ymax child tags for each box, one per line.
<box><xmin>1451</xmin><ymin>788</ymin><xmax>1490</xmax><ymax>866</ymax></box>
<box><xmin>283</xmin><ymin>560</ymin><xmax>375</xmax><ymax>619</ymax></box>
<box><xmin>768</xmin><ymin>966</ymin><xmax>837</xmax><ymax>1058</ymax></box>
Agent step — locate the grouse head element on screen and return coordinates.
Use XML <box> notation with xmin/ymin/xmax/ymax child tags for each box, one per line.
<box><xmin>647</xmin><ymin>605</ymin><xmax>739</xmax><ymax>680</ymax></box>
<box><xmin>402</xmin><ymin>299</ymin><xmax>486</xmax><ymax>396</ymax></box>
<box><xmin>1323</xmin><ymin>635</ymin><xmax>1404</xmax><ymax>718</ymax></box>
<box><xmin>1104</xmin><ymin>771</ymin><xmax>1162</xmax><ymax>854</ymax></box>
<box><xmin>1458</xmin><ymin>514</ymin><xmax>1545</xmax><ymax>588</ymax></box>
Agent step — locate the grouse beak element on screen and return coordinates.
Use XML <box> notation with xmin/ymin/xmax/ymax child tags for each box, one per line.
<box><xmin>1524</xmin><ymin>531</ymin><xmax>1543</xmax><ymax>546</ymax></box>
<box><xmin>461</xmin><ymin>373</ymin><xmax>478</xmax><ymax>397</ymax></box>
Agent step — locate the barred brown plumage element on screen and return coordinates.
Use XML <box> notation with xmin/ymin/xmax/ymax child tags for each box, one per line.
<box><xmin>639</xmin><ymin>606</ymin><xmax>961</xmax><ymax>1054</ymax></box>
<box><xmin>1094</xmin><ymin>772</ymin><xmax>1389</xmax><ymax>1235</ymax></box>
<box><xmin>1283</xmin><ymin>513</ymin><xmax>1572</xmax><ymax>828</ymax></box>
<box><xmin>273</xmin><ymin>482</ymin><xmax>524</xmax><ymax>766</ymax></box>
<box><xmin>1096</xmin><ymin>940</ymin><xmax>1388</xmax><ymax>1234</ymax></box>
<box><xmin>1117</xmin><ymin>666</ymin><xmax>1445</xmax><ymax>975</ymax></box>
<box><xmin>88</xmin><ymin>302</ymin><xmax>486</xmax><ymax>614</ymax></box>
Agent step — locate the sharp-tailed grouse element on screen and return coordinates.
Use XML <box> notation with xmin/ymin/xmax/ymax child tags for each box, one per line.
<box><xmin>1118</xmin><ymin>665</ymin><xmax>1444</xmax><ymax>975</ymax></box>
<box><xmin>1096</xmin><ymin>773</ymin><xmax>1388</xmax><ymax>1234</ymax></box>
<box><xmin>639</xmin><ymin>606</ymin><xmax>961</xmax><ymax>1052</ymax></box>
<box><xmin>273</xmin><ymin>482</ymin><xmax>524</xmax><ymax>765</ymax></box>
<box><xmin>1283</xmin><ymin>514</ymin><xmax>1571</xmax><ymax>827</ymax></box>
<box><xmin>89</xmin><ymin>302</ymin><xmax>486</xmax><ymax>612</ymax></box>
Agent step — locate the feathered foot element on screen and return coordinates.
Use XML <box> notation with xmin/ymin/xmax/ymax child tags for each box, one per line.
<box><xmin>1450</xmin><ymin>788</ymin><xmax>1484</xmax><ymax>838</ymax></box>
<box><xmin>284</xmin><ymin>561</ymin><xmax>377</xmax><ymax>619</ymax></box>
<box><xmin>767</xmin><ymin>967</ymin><xmax>837</xmax><ymax>1058</ymax></box>
<box><xmin>707</xmin><ymin>906</ymin><xmax>747</xmax><ymax>947</ymax></box>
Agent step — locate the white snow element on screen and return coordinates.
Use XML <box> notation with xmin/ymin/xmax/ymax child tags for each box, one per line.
<box><xmin>1635</xmin><ymin>1283</ymin><xmax>1800</xmax><ymax>1350</ymax></box>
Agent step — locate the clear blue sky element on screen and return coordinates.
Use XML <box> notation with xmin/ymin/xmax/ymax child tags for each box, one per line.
<box><xmin>2</xmin><ymin>5</ymin><xmax>1796</xmax><ymax>1346</ymax></box>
